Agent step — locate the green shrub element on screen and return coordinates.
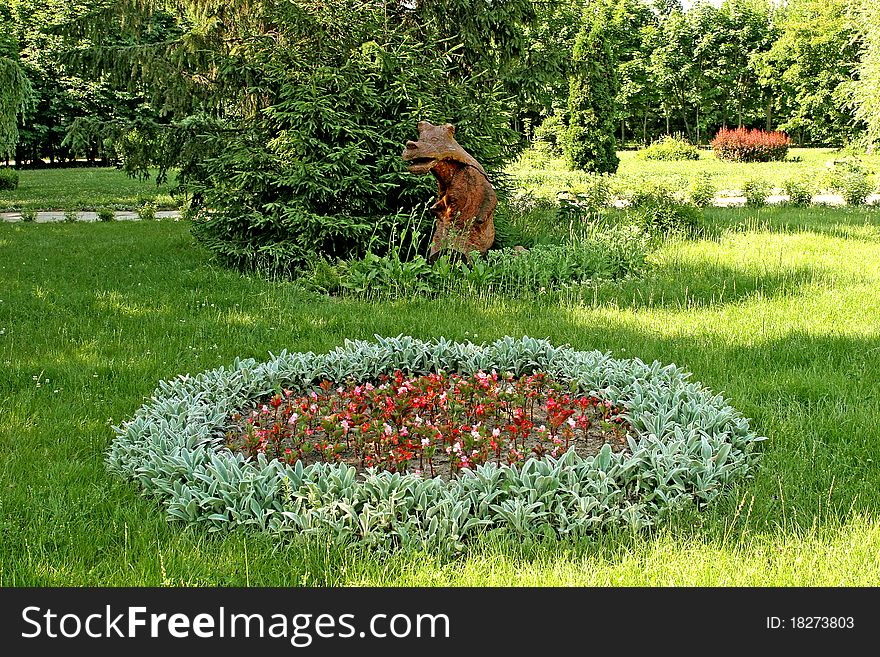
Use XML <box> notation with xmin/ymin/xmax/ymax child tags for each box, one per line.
<box><xmin>501</xmin><ymin>194</ymin><xmax>561</xmax><ymax>247</ymax></box>
<box><xmin>0</xmin><ymin>167</ymin><xmax>18</xmax><ymax>191</ymax></box>
<box><xmin>557</xmin><ymin>174</ymin><xmax>613</xmax><ymax>222</ymax></box>
<box><xmin>63</xmin><ymin>210</ymin><xmax>79</xmax><ymax>223</ymax></box>
<box><xmin>782</xmin><ymin>178</ymin><xmax>813</xmax><ymax>206</ymax></box>
<box><xmin>621</xmin><ymin>178</ymin><xmax>701</xmax><ymax>237</ymax></box>
<box><xmin>687</xmin><ymin>173</ymin><xmax>716</xmax><ymax>207</ymax></box>
<box><xmin>20</xmin><ymin>209</ymin><xmax>36</xmax><ymax>222</ymax></box>
<box><xmin>824</xmin><ymin>159</ymin><xmax>874</xmax><ymax>206</ymax></box>
<box><xmin>97</xmin><ymin>207</ymin><xmax>115</xmax><ymax>222</ymax></box>
<box><xmin>564</xmin><ymin>9</ymin><xmax>619</xmax><ymax>174</ymax></box>
<box><xmin>742</xmin><ymin>179</ymin><xmax>771</xmax><ymax>207</ymax></box>
<box><xmin>491</xmin><ymin>202</ymin><xmax>531</xmax><ymax>249</ymax></box>
<box><xmin>138</xmin><ymin>202</ymin><xmax>156</xmax><ymax>221</ymax></box>
<box><xmin>533</xmin><ymin>113</ymin><xmax>565</xmax><ymax>156</ymax></box>
<box><xmin>627</xmin><ymin>200</ymin><xmax>703</xmax><ymax>237</ymax></box>
<box><xmin>638</xmin><ymin>135</ymin><xmax>701</xmax><ymax>162</ymax></box>
<box><xmin>625</xmin><ymin>178</ymin><xmax>677</xmax><ymax>209</ymax></box>
<box><xmin>298</xmin><ymin>257</ymin><xmax>346</xmax><ymax>295</ymax></box>
<box><xmin>342</xmin><ymin>250</ymin><xmax>435</xmax><ymax>297</ymax></box>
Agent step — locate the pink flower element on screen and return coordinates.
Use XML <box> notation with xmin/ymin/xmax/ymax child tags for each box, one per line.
<box><xmin>421</xmin><ymin>437</ymin><xmax>430</xmax><ymax>447</ymax></box>
<box><xmin>288</xmin><ymin>413</ymin><xmax>299</xmax><ymax>425</ymax></box>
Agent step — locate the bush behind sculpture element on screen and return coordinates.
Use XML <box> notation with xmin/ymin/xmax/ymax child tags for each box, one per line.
<box><xmin>187</xmin><ymin>7</ymin><xmax>521</xmax><ymax>277</ymax></box>
<box><xmin>107</xmin><ymin>336</ymin><xmax>765</xmax><ymax>555</ymax></box>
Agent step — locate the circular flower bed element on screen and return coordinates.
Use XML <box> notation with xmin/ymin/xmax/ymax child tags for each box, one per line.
<box><xmin>107</xmin><ymin>336</ymin><xmax>765</xmax><ymax>554</ymax></box>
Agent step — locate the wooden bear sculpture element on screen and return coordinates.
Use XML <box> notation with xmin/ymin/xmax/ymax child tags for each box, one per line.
<box><xmin>402</xmin><ymin>121</ymin><xmax>496</xmax><ymax>260</ymax></box>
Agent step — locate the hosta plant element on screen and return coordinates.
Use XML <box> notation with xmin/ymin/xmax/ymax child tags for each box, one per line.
<box><xmin>107</xmin><ymin>336</ymin><xmax>766</xmax><ymax>554</ymax></box>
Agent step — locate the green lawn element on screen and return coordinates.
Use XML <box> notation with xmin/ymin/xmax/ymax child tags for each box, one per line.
<box><xmin>0</xmin><ymin>167</ymin><xmax>178</xmax><ymax>211</ymax></box>
<box><xmin>507</xmin><ymin>147</ymin><xmax>880</xmax><ymax>200</ymax></box>
<box><xmin>2</xmin><ymin>205</ymin><xmax>880</xmax><ymax>585</ymax></box>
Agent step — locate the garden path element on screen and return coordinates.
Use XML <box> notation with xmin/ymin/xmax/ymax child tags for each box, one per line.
<box><xmin>2</xmin><ymin>193</ymin><xmax>880</xmax><ymax>222</ymax></box>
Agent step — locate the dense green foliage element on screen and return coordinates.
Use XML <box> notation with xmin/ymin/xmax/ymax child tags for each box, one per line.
<box><xmin>564</xmin><ymin>5</ymin><xmax>620</xmax><ymax>174</ymax></box>
<box><xmin>333</xmin><ymin>235</ymin><xmax>648</xmax><ymax>298</ymax></box>
<box><xmin>638</xmin><ymin>135</ymin><xmax>701</xmax><ymax>161</ymax></box>
<box><xmin>0</xmin><ymin>6</ymin><xmax>31</xmax><ymax>159</ymax></box>
<box><xmin>0</xmin><ymin>167</ymin><xmax>19</xmax><ymax>190</ymax></box>
<box><xmin>849</xmin><ymin>0</ymin><xmax>880</xmax><ymax>148</ymax></box>
<box><xmin>4</xmin><ymin>0</ymin><xmax>879</xmax><ymax>172</ymax></box>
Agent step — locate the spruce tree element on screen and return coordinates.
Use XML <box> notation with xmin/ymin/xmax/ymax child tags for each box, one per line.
<box><xmin>0</xmin><ymin>10</ymin><xmax>31</xmax><ymax>159</ymax></box>
<box><xmin>564</xmin><ymin>5</ymin><xmax>620</xmax><ymax>174</ymax></box>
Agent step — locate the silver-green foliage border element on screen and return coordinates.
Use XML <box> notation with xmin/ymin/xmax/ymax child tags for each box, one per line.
<box><xmin>107</xmin><ymin>335</ymin><xmax>765</xmax><ymax>554</ymax></box>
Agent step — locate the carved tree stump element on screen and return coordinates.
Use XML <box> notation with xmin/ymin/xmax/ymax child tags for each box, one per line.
<box><xmin>402</xmin><ymin>121</ymin><xmax>496</xmax><ymax>259</ymax></box>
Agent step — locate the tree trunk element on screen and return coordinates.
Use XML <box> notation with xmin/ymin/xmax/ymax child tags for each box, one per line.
<box><xmin>765</xmin><ymin>98</ymin><xmax>772</xmax><ymax>131</ymax></box>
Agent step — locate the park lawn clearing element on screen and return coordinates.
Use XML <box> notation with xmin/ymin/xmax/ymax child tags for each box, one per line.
<box><xmin>1</xmin><ymin>204</ymin><xmax>880</xmax><ymax>585</ymax></box>
<box><xmin>0</xmin><ymin>167</ymin><xmax>178</xmax><ymax>211</ymax></box>
<box><xmin>508</xmin><ymin>147</ymin><xmax>880</xmax><ymax>201</ymax></box>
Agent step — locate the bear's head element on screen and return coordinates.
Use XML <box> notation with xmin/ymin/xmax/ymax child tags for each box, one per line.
<box><xmin>401</xmin><ymin>121</ymin><xmax>485</xmax><ymax>176</ymax></box>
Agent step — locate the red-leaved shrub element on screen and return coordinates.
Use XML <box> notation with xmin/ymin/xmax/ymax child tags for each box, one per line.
<box><xmin>711</xmin><ymin>127</ymin><xmax>790</xmax><ymax>162</ymax></box>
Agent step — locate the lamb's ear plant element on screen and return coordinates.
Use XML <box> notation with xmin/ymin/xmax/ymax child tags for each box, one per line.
<box><xmin>107</xmin><ymin>336</ymin><xmax>766</xmax><ymax>555</ymax></box>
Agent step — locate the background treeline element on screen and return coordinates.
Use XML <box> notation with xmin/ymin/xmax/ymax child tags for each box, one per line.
<box><xmin>533</xmin><ymin>0</ymin><xmax>878</xmax><ymax>150</ymax></box>
<box><xmin>2</xmin><ymin>0</ymin><xmax>879</xmax><ymax>170</ymax></box>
